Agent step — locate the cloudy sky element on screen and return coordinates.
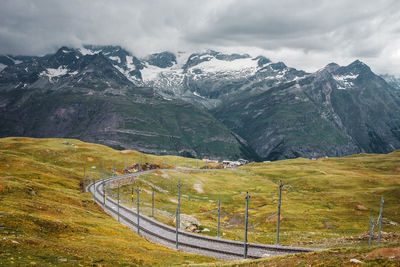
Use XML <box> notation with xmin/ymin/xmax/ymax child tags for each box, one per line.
<box><xmin>1</xmin><ymin>0</ymin><xmax>399</xmax><ymax>74</ymax></box>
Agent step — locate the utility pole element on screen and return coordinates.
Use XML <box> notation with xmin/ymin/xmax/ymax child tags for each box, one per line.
<box><xmin>276</xmin><ymin>181</ymin><xmax>283</xmax><ymax>245</ymax></box>
<box><xmin>177</xmin><ymin>183</ymin><xmax>181</xmax><ymax>229</ymax></box>
<box><xmin>378</xmin><ymin>196</ymin><xmax>384</xmax><ymax>245</ymax></box>
<box><xmin>244</xmin><ymin>192</ymin><xmax>250</xmax><ymax>259</ymax></box>
<box><xmin>136</xmin><ymin>188</ymin><xmax>140</xmax><ymax>235</ymax></box>
<box><xmin>217</xmin><ymin>199</ymin><xmax>221</xmax><ymax>238</ymax></box>
<box><xmin>176</xmin><ymin>208</ymin><xmax>179</xmax><ymax>250</ymax></box>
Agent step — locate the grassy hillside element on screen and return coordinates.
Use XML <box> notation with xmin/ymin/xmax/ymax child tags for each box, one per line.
<box><xmin>193</xmin><ymin>244</ymin><xmax>400</xmax><ymax>266</ymax></box>
<box><xmin>1</xmin><ymin>137</ymin><xmax>399</xmax><ymax>266</ymax></box>
<box><xmin>118</xmin><ymin>151</ymin><xmax>400</xmax><ymax>247</ymax></box>
<box><xmin>0</xmin><ymin>137</ymin><xmax>215</xmax><ymax>266</ymax></box>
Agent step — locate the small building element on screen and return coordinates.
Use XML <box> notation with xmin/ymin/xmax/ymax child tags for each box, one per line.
<box><xmin>202</xmin><ymin>158</ymin><xmax>219</xmax><ymax>164</ymax></box>
<box><xmin>222</xmin><ymin>160</ymin><xmax>242</xmax><ymax>168</ymax></box>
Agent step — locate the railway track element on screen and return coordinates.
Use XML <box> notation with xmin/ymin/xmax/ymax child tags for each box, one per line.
<box><xmin>86</xmin><ymin>170</ymin><xmax>319</xmax><ymax>260</ymax></box>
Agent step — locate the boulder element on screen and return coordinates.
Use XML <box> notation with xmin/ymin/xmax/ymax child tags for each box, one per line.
<box><xmin>174</xmin><ymin>214</ymin><xmax>199</xmax><ymax>232</ymax></box>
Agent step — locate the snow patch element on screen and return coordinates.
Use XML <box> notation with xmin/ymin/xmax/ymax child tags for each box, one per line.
<box><xmin>125</xmin><ymin>56</ymin><xmax>136</xmax><ymax>71</ymax></box>
<box><xmin>192</xmin><ymin>57</ymin><xmax>258</xmax><ymax>74</ymax></box>
<box><xmin>0</xmin><ymin>63</ymin><xmax>6</xmax><ymax>72</ymax></box>
<box><xmin>333</xmin><ymin>74</ymin><xmax>359</xmax><ymax>81</ymax></box>
<box><xmin>109</xmin><ymin>56</ymin><xmax>121</xmax><ymax>63</ymax></box>
<box><xmin>333</xmin><ymin>73</ymin><xmax>359</xmax><ymax>90</ymax></box>
<box><xmin>79</xmin><ymin>47</ymin><xmax>101</xmax><ymax>55</ymax></box>
<box><xmin>193</xmin><ymin>91</ymin><xmax>206</xmax><ymax>99</ymax></box>
<box><xmin>141</xmin><ymin>63</ymin><xmax>165</xmax><ymax>81</ymax></box>
<box><xmin>41</xmin><ymin>66</ymin><xmax>69</xmax><ymax>78</ymax></box>
<box><xmin>40</xmin><ymin>66</ymin><xmax>78</xmax><ymax>81</ymax></box>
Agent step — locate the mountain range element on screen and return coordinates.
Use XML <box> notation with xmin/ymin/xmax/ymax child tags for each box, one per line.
<box><xmin>1</xmin><ymin>45</ymin><xmax>400</xmax><ymax>161</ymax></box>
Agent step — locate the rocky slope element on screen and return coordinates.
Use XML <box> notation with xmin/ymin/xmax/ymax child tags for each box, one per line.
<box><xmin>0</xmin><ymin>47</ymin><xmax>257</xmax><ymax>160</ymax></box>
<box><xmin>381</xmin><ymin>74</ymin><xmax>400</xmax><ymax>96</ymax></box>
<box><xmin>214</xmin><ymin>61</ymin><xmax>400</xmax><ymax>160</ymax></box>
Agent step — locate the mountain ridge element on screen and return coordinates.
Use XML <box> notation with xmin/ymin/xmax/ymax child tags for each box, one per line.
<box><xmin>1</xmin><ymin>45</ymin><xmax>400</xmax><ymax>161</ymax></box>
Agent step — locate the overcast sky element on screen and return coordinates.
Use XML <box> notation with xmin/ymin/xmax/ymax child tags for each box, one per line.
<box><xmin>1</xmin><ymin>0</ymin><xmax>399</xmax><ymax>75</ymax></box>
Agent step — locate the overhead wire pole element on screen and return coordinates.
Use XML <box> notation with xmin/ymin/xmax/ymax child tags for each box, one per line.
<box><xmin>276</xmin><ymin>180</ymin><xmax>283</xmax><ymax>245</ymax></box>
<box><xmin>217</xmin><ymin>199</ymin><xmax>221</xmax><ymax>238</ymax></box>
<box><xmin>244</xmin><ymin>192</ymin><xmax>250</xmax><ymax>259</ymax></box>
<box><xmin>136</xmin><ymin>187</ymin><xmax>140</xmax><ymax>235</ymax></box>
<box><xmin>378</xmin><ymin>196</ymin><xmax>384</xmax><ymax>245</ymax></box>
<box><xmin>176</xmin><ymin>208</ymin><xmax>179</xmax><ymax>250</ymax></box>
<box><xmin>177</xmin><ymin>182</ymin><xmax>181</xmax><ymax>229</ymax></box>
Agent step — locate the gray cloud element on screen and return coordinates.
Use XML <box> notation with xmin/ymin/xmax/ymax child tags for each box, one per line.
<box><xmin>0</xmin><ymin>0</ymin><xmax>399</xmax><ymax>74</ymax></box>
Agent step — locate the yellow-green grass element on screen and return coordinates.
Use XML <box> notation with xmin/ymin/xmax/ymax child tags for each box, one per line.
<box><xmin>117</xmin><ymin>151</ymin><xmax>400</xmax><ymax>247</ymax></box>
<box><xmin>0</xmin><ymin>137</ymin><xmax>215</xmax><ymax>266</ymax></box>
<box><xmin>191</xmin><ymin>243</ymin><xmax>400</xmax><ymax>266</ymax></box>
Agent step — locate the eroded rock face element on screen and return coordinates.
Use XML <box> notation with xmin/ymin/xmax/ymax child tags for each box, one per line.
<box><xmin>174</xmin><ymin>214</ymin><xmax>200</xmax><ymax>232</ymax></box>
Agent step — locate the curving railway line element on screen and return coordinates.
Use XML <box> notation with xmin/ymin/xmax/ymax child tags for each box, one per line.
<box><xmin>86</xmin><ymin>170</ymin><xmax>319</xmax><ymax>261</ymax></box>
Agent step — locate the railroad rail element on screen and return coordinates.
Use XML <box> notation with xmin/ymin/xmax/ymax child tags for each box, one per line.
<box><xmin>86</xmin><ymin>170</ymin><xmax>319</xmax><ymax>260</ymax></box>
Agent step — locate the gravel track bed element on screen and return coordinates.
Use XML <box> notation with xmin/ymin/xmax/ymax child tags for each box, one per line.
<box><xmin>86</xmin><ymin>171</ymin><xmax>318</xmax><ymax>260</ymax></box>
